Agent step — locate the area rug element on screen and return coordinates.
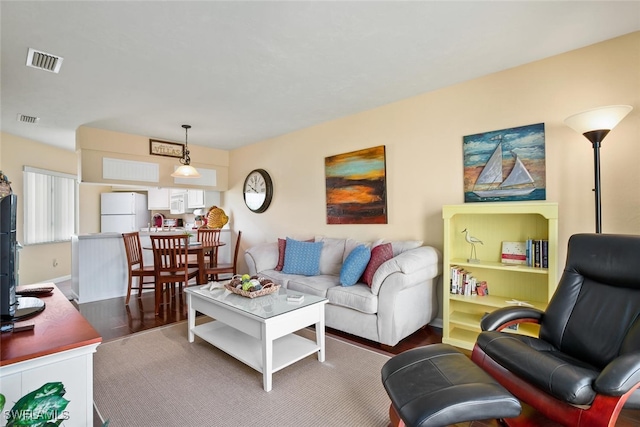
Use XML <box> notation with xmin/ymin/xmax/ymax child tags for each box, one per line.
<box><xmin>93</xmin><ymin>321</ymin><xmax>392</xmax><ymax>426</ymax></box>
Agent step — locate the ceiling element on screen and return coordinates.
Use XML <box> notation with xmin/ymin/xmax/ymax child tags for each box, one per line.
<box><xmin>2</xmin><ymin>1</ymin><xmax>639</xmax><ymax>152</ymax></box>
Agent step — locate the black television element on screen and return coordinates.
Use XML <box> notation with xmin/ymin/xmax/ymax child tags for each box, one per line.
<box><xmin>1</xmin><ymin>194</ymin><xmax>44</xmax><ymax>322</ymax></box>
<box><xmin>1</xmin><ymin>194</ymin><xmax>18</xmax><ymax>321</ymax></box>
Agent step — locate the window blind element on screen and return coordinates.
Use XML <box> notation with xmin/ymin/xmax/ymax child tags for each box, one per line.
<box><xmin>23</xmin><ymin>166</ymin><xmax>77</xmax><ymax>244</ymax></box>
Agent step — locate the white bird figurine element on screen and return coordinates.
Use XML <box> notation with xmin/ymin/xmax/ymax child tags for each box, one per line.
<box><xmin>462</xmin><ymin>229</ymin><xmax>483</xmax><ymax>262</ymax></box>
<box><xmin>462</xmin><ymin>229</ymin><xmax>483</xmax><ymax>245</ymax></box>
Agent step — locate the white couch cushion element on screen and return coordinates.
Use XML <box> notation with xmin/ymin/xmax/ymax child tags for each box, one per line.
<box><xmin>287</xmin><ymin>275</ymin><xmax>341</xmax><ymax>297</ymax></box>
<box><xmin>246</xmin><ymin>242</ymin><xmax>278</xmax><ymax>273</ymax></box>
<box><xmin>315</xmin><ymin>237</ymin><xmax>346</xmax><ymax>275</ymax></box>
<box><xmin>327</xmin><ymin>284</ymin><xmax>378</xmax><ymax>314</ymax></box>
<box><xmin>257</xmin><ymin>270</ymin><xmax>305</xmax><ymax>289</ymax></box>
<box><xmin>389</xmin><ymin>240</ymin><xmax>423</xmax><ymax>257</ymax></box>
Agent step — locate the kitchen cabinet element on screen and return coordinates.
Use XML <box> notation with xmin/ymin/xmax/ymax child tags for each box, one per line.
<box><xmin>148</xmin><ymin>188</ymin><xmax>216</xmax><ymax>211</ymax></box>
<box><xmin>187</xmin><ymin>189</ymin><xmax>205</xmax><ymax>208</ymax></box>
<box><xmin>442</xmin><ymin>202</ymin><xmax>558</xmax><ymax>350</ymax></box>
<box><xmin>147</xmin><ymin>188</ymin><xmax>170</xmax><ymax>210</ymax></box>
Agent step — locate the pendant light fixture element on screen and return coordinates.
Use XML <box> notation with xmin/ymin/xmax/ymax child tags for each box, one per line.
<box><xmin>171</xmin><ymin>124</ymin><xmax>201</xmax><ymax>178</ymax></box>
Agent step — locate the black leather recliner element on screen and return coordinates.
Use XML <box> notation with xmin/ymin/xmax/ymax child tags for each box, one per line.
<box><xmin>472</xmin><ymin>233</ymin><xmax>640</xmax><ymax>426</ymax></box>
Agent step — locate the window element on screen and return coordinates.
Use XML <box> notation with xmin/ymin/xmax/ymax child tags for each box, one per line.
<box><xmin>23</xmin><ymin>166</ymin><xmax>76</xmax><ymax>245</ymax></box>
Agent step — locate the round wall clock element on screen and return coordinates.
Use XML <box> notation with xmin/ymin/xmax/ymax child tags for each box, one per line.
<box><xmin>243</xmin><ymin>169</ymin><xmax>273</xmax><ymax>213</ymax></box>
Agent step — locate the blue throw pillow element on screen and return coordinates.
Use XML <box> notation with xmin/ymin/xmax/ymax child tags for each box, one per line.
<box><xmin>340</xmin><ymin>245</ymin><xmax>371</xmax><ymax>286</ymax></box>
<box><xmin>282</xmin><ymin>238</ymin><xmax>324</xmax><ymax>276</ymax></box>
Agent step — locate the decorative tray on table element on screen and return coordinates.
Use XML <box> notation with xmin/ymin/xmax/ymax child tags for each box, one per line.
<box><xmin>224</xmin><ymin>275</ymin><xmax>280</xmax><ymax>298</ymax></box>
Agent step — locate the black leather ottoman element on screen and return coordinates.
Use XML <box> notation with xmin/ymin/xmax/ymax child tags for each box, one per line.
<box><xmin>381</xmin><ymin>344</ymin><xmax>521</xmax><ymax>427</ymax></box>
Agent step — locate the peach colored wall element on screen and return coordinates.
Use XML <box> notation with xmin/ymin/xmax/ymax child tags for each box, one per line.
<box><xmin>227</xmin><ymin>33</ymin><xmax>640</xmax><ymax>303</ymax></box>
<box><xmin>0</xmin><ymin>132</ymin><xmax>77</xmax><ymax>285</ymax></box>
<box><xmin>78</xmin><ymin>183</ymin><xmax>112</xmax><ymax>234</ymax></box>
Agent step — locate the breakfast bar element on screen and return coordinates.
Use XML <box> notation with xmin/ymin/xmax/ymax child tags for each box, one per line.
<box><xmin>71</xmin><ymin>229</ymin><xmax>231</xmax><ymax>303</ymax></box>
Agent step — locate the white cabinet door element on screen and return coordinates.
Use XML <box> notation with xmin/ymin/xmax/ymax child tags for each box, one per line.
<box><xmin>187</xmin><ymin>189</ymin><xmax>205</xmax><ymax>208</ymax></box>
<box><xmin>147</xmin><ymin>188</ymin><xmax>170</xmax><ymax>210</ymax></box>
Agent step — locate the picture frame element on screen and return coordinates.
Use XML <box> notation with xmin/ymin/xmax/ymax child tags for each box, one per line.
<box><xmin>325</xmin><ymin>145</ymin><xmax>387</xmax><ymax>224</ymax></box>
<box><xmin>463</xmin><ymin>123</ymin><xmax>546</xmax><ymax>203</ymax></box>
<box><xmin>149</xmin><ymin>139</ymin><xmax>184</xmax><ymax>158</ymax></box>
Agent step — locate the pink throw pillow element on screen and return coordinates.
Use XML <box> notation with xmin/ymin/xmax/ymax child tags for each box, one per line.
<box><xmin>361</xmin><ymin>243</ymin><xmax>394</xmax><ymax>287</ymax></box>
<box><xmin>275</xmin><ymin>237</ymin><xmax>314</xmax><ymax>271</ymax></box>
<box><xmin>275</xmin><ymin>238</ymin><xmax>287</xmax><ymax>271</ymax></box>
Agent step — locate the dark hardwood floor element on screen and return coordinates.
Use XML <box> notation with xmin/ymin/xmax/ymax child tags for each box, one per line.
<box><xmin>67</xmin><ymin>283</ymin><xmax>640</xmax><ymax>427</ymax></box>
<box><xmin>71</xmin><ymin>284</ymin><xmax>442</xmax><ymax>354</ymax></box>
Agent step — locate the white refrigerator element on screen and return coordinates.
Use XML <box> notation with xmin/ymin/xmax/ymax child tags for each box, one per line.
<box><xmin>100</xmin><ymin>192</ymin><xmax>150</xmax><ymax>233</ymax></box>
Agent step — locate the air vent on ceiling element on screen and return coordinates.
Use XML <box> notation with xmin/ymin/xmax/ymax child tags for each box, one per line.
<box><xmin>26</xmin><ymin>48</ymin><xmax>63</xmax><ymax>73</ymax></box>
<box><xmin>17</xmin><ymin>114</ymin><xmax>40</xmax><ymax>124</ymax></box>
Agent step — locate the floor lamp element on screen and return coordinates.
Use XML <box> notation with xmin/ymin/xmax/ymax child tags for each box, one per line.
<box><xmin>564</xmin><ymin>105</ymin><xmax>633</xmax><ymax>233</ymax></box>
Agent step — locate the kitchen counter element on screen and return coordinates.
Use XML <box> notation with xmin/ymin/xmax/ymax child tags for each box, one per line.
<box><xmin>74</xmin><ymin>232</ymin><xmax>122</xmax><ymax>239</ymax></box>
<box><xmin>71</xmin><ymin>229</ymin><xmax>232</xmax><ymax>303</ymax></box>
<box><xmin>74</xmin><ymin>229</ymin><xmax>187</xmax><ymax>238</ymax></box>
<box><xmin>71</xmin><ymin>234</ymin><xmax>127</xmax><ymax>303</ymax></box>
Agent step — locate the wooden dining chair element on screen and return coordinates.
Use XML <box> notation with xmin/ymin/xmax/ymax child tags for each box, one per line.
<box><xmin>150</xmin><ymin>234</ymin><xmax>199</xmax><ymax>315</ymax></box>
<box><xmin>122</xmin><ymin>232</ymin><xmax>156</xmax><ymax>305</ymax></box>
<box><xmin>204</xmin><ymin>231</ymin><xmax>242</xmax><ymax>281</ymax></box>
<box><xmin>197</xmin><ymin>228</ymin><xmax>221</xmax><ymax>268</ymax></box>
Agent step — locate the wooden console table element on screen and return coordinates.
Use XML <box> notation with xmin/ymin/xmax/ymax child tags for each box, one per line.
<box><xmin>0</xmin><ymin>283</ymin><xmax>101</xmax><ymax>427</ymax></box>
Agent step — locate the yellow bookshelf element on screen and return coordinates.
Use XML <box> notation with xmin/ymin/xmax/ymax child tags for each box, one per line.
<box><xmin>442</xmin><ymin>202</ymin><xmax>558</xmax><ymax>350</ymax></box>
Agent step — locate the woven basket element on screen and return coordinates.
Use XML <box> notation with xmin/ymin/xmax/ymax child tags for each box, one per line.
<box><xmin>225</xmin><ymin>276</ymin><xmax>280</xmax><ymax>298</ymax></box>
<box><xmin>207</xmin><ymin>206</ymin><xmax>229</xmax><ymax>229</ymax></box>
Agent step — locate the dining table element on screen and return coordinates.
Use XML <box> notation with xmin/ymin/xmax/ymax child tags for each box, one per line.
<box><xmin>144</xmin><ymin>240</ymin><xmax>226</xmax><ymax>285</ymax></box>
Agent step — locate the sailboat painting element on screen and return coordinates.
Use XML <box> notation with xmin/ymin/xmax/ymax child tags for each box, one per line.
<box><xmin>463</xmin><ymin>123</ymin><xmax>545</xmax><ymax>203</ymax></box>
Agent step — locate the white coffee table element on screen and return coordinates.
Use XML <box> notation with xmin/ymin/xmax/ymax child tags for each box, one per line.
<box><xmin>185</xmin><ymin>284</ymin><xmax>328</xmax><ymax>391</ymax></box>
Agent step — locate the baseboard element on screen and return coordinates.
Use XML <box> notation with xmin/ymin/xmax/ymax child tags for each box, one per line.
<box><xmin>39</xmin><ymin>275</ymin><xmax>71</xmax><ymax>284</ymax></box>
<box><xmin>429</xmin><ymin>317</ymin><xmax>443</xmax><ymax>329</ymax></box>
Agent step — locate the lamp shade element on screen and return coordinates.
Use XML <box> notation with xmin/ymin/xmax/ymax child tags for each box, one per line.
<box><xmin>171</xmin><ymin>164</ymin><xmax>201</xmax><ymax>178</ymax></box>
<box><xmin>564</xmin><ymin>105</ymin><xmax>633</xmax><ymax>135</ymax></box>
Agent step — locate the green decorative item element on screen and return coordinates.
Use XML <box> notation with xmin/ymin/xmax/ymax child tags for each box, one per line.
<box><xmin>2</xmin><ymin>382</ymin><xmax>69</xmax><ymax>427</ymax></box>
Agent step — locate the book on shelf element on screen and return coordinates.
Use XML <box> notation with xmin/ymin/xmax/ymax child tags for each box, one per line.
<box><xmin>525</xmin><ymin>238</ymin><xmax>548</xmax><ymax>268</ymax></box>
<box><xmin>476</xmin><ymin>281</ymin><xmax>488</xmax><ymax>296</ymax></box>
<box><xmin>501</xmin><ymin>241</ymin><xmax>527</xmax><ymax>265</ymax></box>
<box><xmin>450</xmin><ymin>266</ymin><xmax>488</xmax><ymax>296</ymax></box>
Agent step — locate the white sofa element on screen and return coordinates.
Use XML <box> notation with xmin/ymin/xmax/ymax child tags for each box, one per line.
<box><xmin>244</xmin><ymin>237</ymin><xmax>442</xmax><ymax>347</ymax></box>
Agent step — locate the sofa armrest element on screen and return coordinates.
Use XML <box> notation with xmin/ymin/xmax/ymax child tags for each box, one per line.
<box><xmin>371</xmin><ymin>246</ymin><xmax>441</xmax><ymax>295</ymax></box>
<box><xmin>375</xmin><ymin>246</ymin><xmax>442</xmax><ymax>346</ymax></box>
<box><xmin>244</xmin><ymin>242</ymin><xmax>278</xmax><ymax>276</ymax></box>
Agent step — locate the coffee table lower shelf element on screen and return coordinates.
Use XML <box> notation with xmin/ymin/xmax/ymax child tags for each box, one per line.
<box><xmin>192</xmin><ymin>321</ymin><xmax>320</xmax><ymax>375</ymax></box>
<box><xmin>185</xmin><ymin>286</ymin><xmax>327</xmax><ymax>391</ymax></box>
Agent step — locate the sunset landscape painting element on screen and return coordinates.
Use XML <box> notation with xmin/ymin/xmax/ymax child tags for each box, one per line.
<box><xmin>325</xmin><ymin>145</ymin><xmax>387</xmax><ymax>224</ymax></box>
